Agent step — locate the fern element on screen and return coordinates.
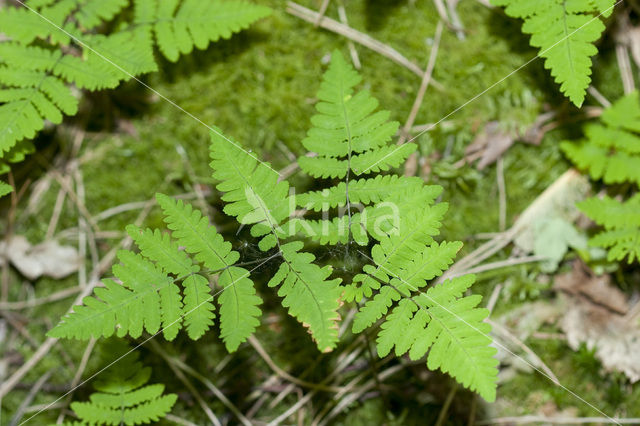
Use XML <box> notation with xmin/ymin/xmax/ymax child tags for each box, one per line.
<box><xmin>561</xmin><ymin>91</ymin><xmax>640</xmax><ymax>186</ymax></box>
<box><xmin>144</xmin><ymin>0</ymin><xmax>272</xmax><ymax>62</ymax></box>
<box><xmin>48</xmin><ymin>193</ymin><xmax>262</xmax><ymax>352</ymax></box>
<box><xmin>64</xmin><ymin>348</ymin><xmax>176</xmax><ymax>425</ymax></box>
<box><xmin>0</xmin><ymin>0</ymin><xmax>271</xmax><ymax>175</ymax></box>
<box><xmin>52</xmin><ymin>51</ymin><xmax>498</xmax><ymax>400</ymax></box>
<box><xmin>578</xmin><ymin>195</ymin><xmax>640</xmax><ymax>262</ymax></box>
<box><xmin>562</xmin><ymin>92</ymin><xmax>640</xmax><ymax>263</ymax></box>
<box><xmin>346</xmin><ymin>206</ymin><xmax>499</xmax><ymax>402</ymax></box>
<box><xmin>492</xmin><ymin>0</ymin><xmax>615</xmax><ymax>106</ymax></box>
<box><xmin>293</xmin><ymin>51</ymin><xmax>498</xmax><ymax>400</ymax></box>
<box><xmin>0</xmin><ymin>181</ymin><xmax>12</xmax><ymax>197</ymax></box>
<box><xmin>294</xmin><ymin>50</ymin><xmax>417</xmax><ymax>243</ymax></box>
<box><xmin>209</xmin><ymin>131</ymin><xmax>343</xmax><ymax>352</ymax></box>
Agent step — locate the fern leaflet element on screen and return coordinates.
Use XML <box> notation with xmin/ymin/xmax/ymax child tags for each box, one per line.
<box><xmin>48</xmin><ymin>193</ymin><xmax>262</xmax><ymax>351</ymax></box>
<box><xmin>578</xmin><ymin>195</ymin><xmax>640</xmax><ymax>262</ymax></box>
<box><xmin>65</xmin><ymin>348</ymin><xmax>176</xmax><ymax>425</ymax></box>
<box><xmin>0</xmin><ymin>0</ymin><xmax>271</xmax><ymax>174</ymax></box>
<box><xmin>209</xmin><ymin>131</ymin><xmax>343</xmax><ymax>351</ymax></box>
<box><xmin>492</xmin><ymin>0</ymin><xmax>615</xmax><ymax>106</ymax></box>
<box><xmin>348</xmin><ymin>206</ymin><xmax>498</xmax><ymax>401</ymax></box>
<box><xmin>561</xmin><ymin>91</ymin><xmax>640</xmax><ymax>186</ymax></box>
<box><xmin>562</xmin><ymin>92</ymin><xmax>640</xmax><ymax>263</ymax></box>
<box><xmin>294</xmin><ymin>50</ymin><xmax>417</xmax><ymax>243</ymax></box>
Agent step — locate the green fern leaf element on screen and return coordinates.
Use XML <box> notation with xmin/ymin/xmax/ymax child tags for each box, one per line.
<box><xmin>218</xmin><ymin>267</ymin><xmax>262</xmax><ymax>351</ymax></box>
<box><xmin>76</xmin><ymin>0</ymin><xmax>129</xmax><ymax>30</ymax></box>
<box><xmin>69</xmin><ymin>349</ymin><xmax>176</xmax><ymax>425</ymax></box>
<box><xmin>0</xmin><ymin>0</ymin><xmax>268</xmax><ymax>167</ymax></box>
<box><xmin>578</xmin><ymin>195</ymin><xmax>640</xmax><ymax>262</ymax></box>
<box><xmin>156</xmin><ymin>193</ymin><xmax>260</xmax><ymax>347</ymax></box>
<box><xmin>298</xmin><ymin>50</ymin><xmax>410</xmax><ymax>180</ymax></box>
<box><xmin>561</xmin><ymin>92</ymin><xmax>640</xmax><ymax>186</ymax></box>
<box><xmin>349</xmin><ymin>205</ymin><xmax>498</xmax><ymax>401</ymax></box>
<box><xmin>268</xmin><ymin>242</ymin><xmax>342</xmax><ymax>352</ymax></box>
<box><xmin>126</xmin><ymin>225</ymin><xmax>198</xmax><ymax>277</ymax></box>
<box><xmin>152</xmin><ymin>0</ymin><xmax>272</xmax><ymax>62</ymax></box>
<box><xmin>50</xmin><ymin>193</ymin><xmax>262</xmax><ymax>349</ymax></box>
<box><xmin>0</xmin><ymin>181</ymin><xmax>12</xmax><ymax>197</ymax></box>
<box><xmin>493</xmin><ymin>0</ymin><xmax>614</xmax><ymax>106</ymax></box>
<box><xmin>209</xmin><ymin>131</ymin><xmax>343</xmax><ymax>352</ymax></box>
<box><xmin>209</xmin><ymin>129</ymin><xmax>291</xmax><ymax>250</ymax></box>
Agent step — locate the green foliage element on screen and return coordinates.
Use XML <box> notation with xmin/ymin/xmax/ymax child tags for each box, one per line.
<box><xmin>578</xmin><ymin>195</ymin><xmax>640</xmax><ymax>262</ymax></box>
<box><xmin>209</xmin><ymin>130</ymin><xmax>343</xmax><ymax>352</ymax></box>
<box><xmin>294</xmin><ymin>50</ymin><xmax>419</xmax><ymax>245</ymax></box>
<box><xmin>0</xmin><ymin>0</ymin><xmax>271</xmax><ymax>174</ymax></box>
<box><xmin>562</xmin><ymin>92</ymin><xmax>640</xmax><ymax>263</ymax></box>
<box><xmin>0</xmin><ymin>181</ymin><xmax>12</xmax><ymax>197</ymax></box>
<box><xmin>51</xmin><ymin>51</ymin><xmax>497</xmax><ymax>400</ymax></box>
<box><xmin>345</xmin><ymin>206</ymin><xmax>499</xmax><ymax>401</ymax></box>
<box><xmin>297</xmin><ymin>50</ymin><xmax>414</xmax><ymax>180</ymax></box>
<box><xmin>561</xmin><ymin>92</ymin><xmax>640</xmax><ymax>186</ymax></box>
<box><xmin>295</xmin><ymin>52</ymin><xmax>498</xmax><ymax>400</ymax></box>
<box><xmin>48</xmin><ymin>193</ymin><xmax>261</xmax><ymax>351</ymax></box>
<box><xmin>492</xmin><ymin>0</ymin><xmax>615</xmax><ymax>106</ymax></box>
<box><xmin>64</xmin><ymin>348</ymin><xmax>176</xmax><ymax>425</ymax></box>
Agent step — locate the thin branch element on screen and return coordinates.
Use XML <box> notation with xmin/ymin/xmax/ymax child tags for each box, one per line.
<box><xmin>399</xmin><ymin>21</ymin><xmax>444</xmax><ymax>144</ymax></box>
<box><xmin>150</xmin><ymin>340</ymin><xmax>241</xmax><ymax>426</ymax></box>
<box><xmin>497</xmin><ymin>157</ymin><xmax>506</xmax><ymax>231</ymax></box>
<box><xmin>248</xmin><ymin>336</ymin><xmax>342</xmax><ymax>392</ymax></box>
<box><xmin>286</xmin><ymin>1</ymin><xmax>444</xmax><ymax>90</ymax></box>
<box><xmin>0</xmin><ymin>286</ymin><xmax>81</xmax><ymax>310</ymax></box>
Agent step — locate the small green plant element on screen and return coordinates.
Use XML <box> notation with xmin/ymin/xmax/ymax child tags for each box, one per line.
<box><xmin>561</xmin><ymin>91</ymin><xmax>640</xmax><ymax>263</ymax></box>
<box><xmin>50</xmin><ymin>51</ymin><xmax>498</xmax><ymax>401</ymax></box>
<box><xmin>63</xmin><ymin>349</ymin><xmax>176</xmax><ymax>425</ymax></box>
<box><xmin>0</xmin><ymin>0</ymin><xmax>271</xmax><ymax>177</ymax></box>
<box><xmin>492</xmin><ymin>0</ymin><xmax>615</xmax><ymax>107</ymax></box>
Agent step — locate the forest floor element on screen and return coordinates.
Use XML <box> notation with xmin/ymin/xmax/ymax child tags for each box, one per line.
<box><xmin>1</xmin><ymin>0</ymin><xmax>639</xmax><ymax>425</ymax></box>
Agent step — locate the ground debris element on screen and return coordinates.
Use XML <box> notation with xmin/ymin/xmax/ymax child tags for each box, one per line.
<box><xmin>0</xmin><ymin>235</ymin><xmax>82</xmax><ymax>280</ymax></box>
<box><xmin>554</xmin><ymin>262</ymin><xmax>640</xmax><ymax>382</ymax></box>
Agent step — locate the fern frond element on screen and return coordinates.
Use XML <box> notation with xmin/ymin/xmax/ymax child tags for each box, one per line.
<box><xmin>151</xmin><ymin>0</ymin><xmax>272</xmax><ymax>62</ymax></box>
<box><xmin>209</xmin><ymin>131</ymin><xmax>343</xmax><ymax>352</ymax></box>
<box><xmin>349</xmin><ymin>205</ymin><xmax>498</xmax><ymax>401</ymax></box>
<box><xmin>0</xmin><ymin>29</ymin><xmax>155</xmax><ymax>155</ymax></box>
<box><xmin>69</xmin><ymin>349</ymin><xmax>176</xmax><ymax>425</ymax></box>
<box><xmin>0</xmin><ymin>2</ymin><xmax>74</xmax><ymax>44</ymax></box>
<box><xmin>76</xmin><ymin>0</ymin><xmax>129</xmax><ymax>30</ymax></box>
<box><xmin>0</xmin><ymin>181</ymin><xmax>12</xmax><ymax>197</ymax></box>
<box><xmin>493</xmin><ymin>0</ymin><xmax>614</xmax><ymax>106</ymax></box>
<box><xmin>49</xmin><ymin>194</ymin><xmax>261</xmax><ymax>350</ymax></box>
<box><xmin>209</xmin><ymin>129</ymin><xmax>291</xmax><ymax>251</ymax></box>
<box><xmin>578</xmin><ymin>195</ymin><xmax>640</xmax><ymax>262</ymax></box>
<box><xmin>218</xmin><ymin>266</ymin><xmax>262</xmax><ymax>351</ymax></box>
<box><xmin>0</xmin><ymin>0</ymin><xmax>269</xmax><ymax>167</ymax></box>
<box><xmin>298</xmin><ymin>50</ymin><xmax>411</xmax><ymax>180</ymax></box>
<box><xmin>156</xmin><ymin>193</ymin><xmax>261</xmax><ymax>346</ymax></box>
<box><xmin>561</xmin><ymin>92</ymin><xmax>640</xmax><ymax>186</ymax></box>
<box><xmin>268</xmin><ymin>242</ymin><xmax>342</xmax><ymax>352</ymax></box>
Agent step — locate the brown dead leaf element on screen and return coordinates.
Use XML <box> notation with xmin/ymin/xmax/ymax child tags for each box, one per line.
<box><xmin>555</xmin><ymin>262</ymin><xmax>628</xmax><ymax>315</ymax></box>
<box><xmin>0</xmin><ymin>235</ymin><xmax>82</xmax><ymax>280</ymax></box>
<box><xmin>554</xmin><ymin>262</ymin><xmax>640</xmax><ymax>382</ymax></box>
<box><xmin>464</xmin><ymin>113</ymin><xmax>556</xmax><ymax>170</ymax></box>
<box><xmin>465</xmin><ymin>121</ymin><xmax>515</xmax><ymax>170</ymax></box>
